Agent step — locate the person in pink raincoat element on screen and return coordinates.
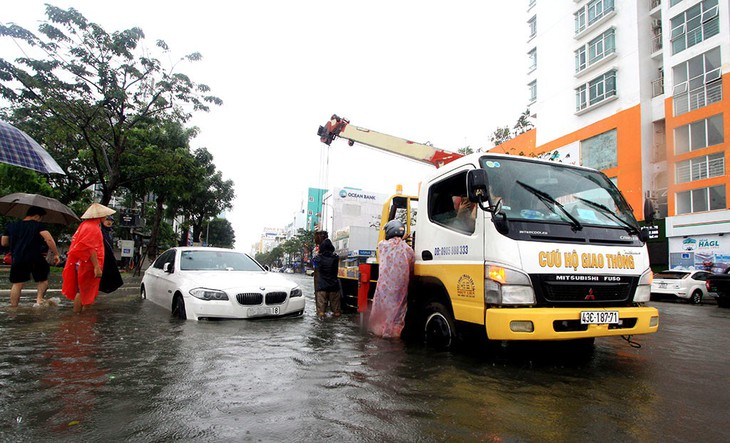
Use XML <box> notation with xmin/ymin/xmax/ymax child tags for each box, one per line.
<box><xmin>368</xmin><ymin>220</ymin><xmax>415</xmax><ymax>338</ymax></box>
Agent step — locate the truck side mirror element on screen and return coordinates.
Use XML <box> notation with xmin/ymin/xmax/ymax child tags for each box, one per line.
<box><xmin>467</xmin><ymin>169</ymin><xmax>500</xmax><ymax>213</ymax></box>
<box><xmin>639</xmin><ymin>227</ymin><xmax>651</xmax><ymax>243</ymax></box>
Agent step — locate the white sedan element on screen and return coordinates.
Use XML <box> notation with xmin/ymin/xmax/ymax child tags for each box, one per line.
<box><xmin>141</xmin><ymin>247</ymin><xmax>305</xmax><ymax>320</ymax></box>
<box><xmin>650</xmin><ymin>269</ymin><xmax>712</xmax><ymax>304</ymax></box>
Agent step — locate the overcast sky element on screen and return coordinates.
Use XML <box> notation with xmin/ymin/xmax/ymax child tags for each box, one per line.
<box><xmin>7</xmin><ymin>1</ymin><xmax>528</xmax><ymax>249</ymax></box>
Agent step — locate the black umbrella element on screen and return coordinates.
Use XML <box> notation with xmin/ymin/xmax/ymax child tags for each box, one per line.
<box><xmin>0</xmin><ymin>120</ymin><xmax>65</xmax><ymax>175</ymax></box>
<box><xmin>0</xmin><ymin>193</ymin><xmax>80</xmax><ymax>225</ymax></box>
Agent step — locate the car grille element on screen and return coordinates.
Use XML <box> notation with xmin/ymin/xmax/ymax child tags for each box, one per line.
<box><xmin>265</xmin><ymin>292</ymin><xmax>287</xmax><ymax>305</ymax></box>
<box><xmin>235</xmin><ymin>291</ymin><xmax>288</xmax><ymax>305</ymax></box>
<box><xmin>236</xmin><ymin>292</ymin><xmax>263</xmax><ymax>305</ymax></box>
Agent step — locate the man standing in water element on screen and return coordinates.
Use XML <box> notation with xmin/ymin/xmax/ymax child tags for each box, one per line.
<box><xmin>1</xmin><ymin>206</ymin><xmax>61</xmax><ymax>307</ymax></box>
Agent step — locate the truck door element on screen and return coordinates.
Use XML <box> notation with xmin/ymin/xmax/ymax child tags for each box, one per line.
<box><xmin>416</xmin><ymin>168</ymin><xmax>486</xmax><ymax>325</ymax></box>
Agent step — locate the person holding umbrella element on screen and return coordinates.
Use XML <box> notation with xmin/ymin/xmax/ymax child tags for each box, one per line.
<box><xmin>62</xmin><ymin>203</ymin><xmax>115</xmax><ymax>313</ymax></box>
<box><xmin>1</xmin><ymin>206</ymin><xmax>61</xmax><ymax>307</ymax></box>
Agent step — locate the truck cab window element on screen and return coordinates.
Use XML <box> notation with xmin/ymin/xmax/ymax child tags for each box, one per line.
<box><xmin>428</xmin><ymin>171</ymin><xmax>475</xmax><ymax>234</ymax></box>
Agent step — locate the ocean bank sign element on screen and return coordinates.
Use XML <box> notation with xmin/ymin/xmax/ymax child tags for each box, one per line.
<box><xmin>338</xmin><ymin>189</ymin><xmax>379</xmax><ymax>201</ymax></box>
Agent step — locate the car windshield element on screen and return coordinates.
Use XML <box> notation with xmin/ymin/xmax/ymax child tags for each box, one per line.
<box><xmin>179</xmin><ymin>250</ymin><xmax>264</xmax><ymax>271</ymax></box>
<box><xmin>480</xmin><ymin>156</ymin><xmax>639</xmax><ymax>231</ymax></box>
<box><xmin>654</xmin><ymin>272</ymin><xmax>690</xmax><ymax>279</ymax></box>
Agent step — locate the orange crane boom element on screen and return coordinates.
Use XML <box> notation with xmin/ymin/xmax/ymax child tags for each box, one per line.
<box><xmin>317</xmin><ymin>114</ymin><xmax>462</xmax><ymax>168</ymax></box>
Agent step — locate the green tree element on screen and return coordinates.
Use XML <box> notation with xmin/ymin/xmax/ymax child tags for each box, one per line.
<box><xmin>457</xmin><ymin>146</ymin><xmax>474</xmax><ymax>155</ymax></box>
<box><xmin>122</xmin><ymin>119</ymin><xmax>198</xmax><ymax>261</ymax></box>
<box><xmin>173</xmin><ymin>148</ymin><xmax>235</xmax><ymax>245</ymax></box>
<box><xmin>0</xmin><ymin>6</ymin><xmax>222</xmax><ymax>204</ymax></box>
<box><xmin>205</xmin><ymin>218</ymin><xmax>235</xmax><ymax>248</ymax></box>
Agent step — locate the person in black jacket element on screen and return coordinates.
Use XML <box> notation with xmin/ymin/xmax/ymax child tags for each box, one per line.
<box><xmin>99</xmin><ymin>215</ymin><xmax>123</xmax><ymax>294</ymax></box>
<box><xmin>312</xmin><ymin>238</ymin><xmax>340</xmax><ymax>319</ymax></box>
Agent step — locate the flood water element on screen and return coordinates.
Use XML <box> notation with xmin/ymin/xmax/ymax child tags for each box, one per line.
<box><xmin>1</xmin><ymin>273</ymin><xmax>729</xmax><ymax>442</ymax></box>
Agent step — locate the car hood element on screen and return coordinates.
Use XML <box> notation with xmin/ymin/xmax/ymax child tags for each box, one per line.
<box><xmin>180</xmin><ymin>271</ymin><xmax>297</xmax><ymax>292</ymax></box>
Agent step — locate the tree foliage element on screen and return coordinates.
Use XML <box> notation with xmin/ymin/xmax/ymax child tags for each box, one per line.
<box><xmin>0</xmin><ymin>5</ymin><xmax>222</xmax><ymax>204</ymax></box>
<box><xmin>487</xmin><ymin>109</ymin><xmax>534</xmax><ymax>149</ymax></box>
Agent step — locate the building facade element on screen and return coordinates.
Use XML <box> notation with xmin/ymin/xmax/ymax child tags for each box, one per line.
<box><xmin>497</xmin><ymin>0</ymin><xmax>729</xmax><ymax>272</ymax></box>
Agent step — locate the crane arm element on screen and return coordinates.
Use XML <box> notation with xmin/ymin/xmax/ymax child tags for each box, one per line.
<box><xmin>317</xmin><ymin>114</ymin><xmax>462</xmax><ymax>168</ymax></box>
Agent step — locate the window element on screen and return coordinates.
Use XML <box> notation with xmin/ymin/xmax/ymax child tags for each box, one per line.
<box><xmin>588</xmin><ymin>0</ymin><xmax>615</xmax><ymax>25</ymax></box>
<box><xmin>528</xmin><ymin>16</ymin><xmax>537</xmax><ymax>39</ymax></box>
<box><xmin>575</xmin><ymin>28</ymin><xmax>616</xmax><ymax>73</ymax></box>
<box><xmin>673</xmin><ymin>47</ymin><xmax>722</xmax><ymax>116</ymax></box>
<box><xmin>675</xmin><ymin>153</ymin><xmax>725</xmax><ymax>183</ymax></box>
<box><xmin>428</xmin><ymin>171</ymin><xmax>475</xmax><ymax>235</ymax></box>
<box><xmin>153</xmin><ymin>249</ymin><xmax>176</xmax><ymax>270</ymax></box>
<box><xmin>528</xmin><ymin>48</ymin><xmax>537</xmax><ymax>72</ymax></box>
<box><xmin>575</xmin><ymin>47</ymin><xmax>587</xmax><ymax>72</ymax></box>
<box><xmin>589</xmin><ymin>28</ymin><xmax>615</xmax><ymax>64</ymax></box>
<box><xmin>670</xmin><ymin>0</ymin><xmax>719</xmax><ymax>55</ymax></box>
<box><xmin>576</xmin><ymin>0</ymin><xmax>614</xmax><ymax>34</ymax></box>
<box><xmin>676</xmin><ymin>185</ymin><xmax>726</xmax><ymax>214</ymax></box>
<box><xmin>528</xmin><ymin>80</ymin><xmax>537</xmax><ymax>103</ymax></box>
<box><xmin>674</xmin><ymin>114</ymin><xmax>724</xmax><ymax>154</ymax></box>
<box><xmin>671</xmin><ymin>0</ymin><xmax>684</xmax><ymax>6</ymax></box>
<box><xmin>581</xmin><ymin>129</ymin><xmax>618</xmax><ymax>171</ymax></box>
<box><xmin>575</xmin><ymin>9</ymin><xmax>587</xmax><ymax>34</ymax></box>
<box><xmin>576</xmin><ymin>69</ymin><xmax>616</xmax><ymax>111</ymax></box>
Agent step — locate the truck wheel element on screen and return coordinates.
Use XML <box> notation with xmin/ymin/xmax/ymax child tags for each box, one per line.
<box><xmin>424</xmin><ymin>302</ymin><xmax>456</xmax><ymax>350</ymax></box>
<box><xmin>689</xmin><ymin>290</ymin><xmax>702</xmax><ymax>305</ymax></box>
<box><xmin>717</xmin><ymin>297</ymin><xmax>730</xmax><ymax>309</ymax></box>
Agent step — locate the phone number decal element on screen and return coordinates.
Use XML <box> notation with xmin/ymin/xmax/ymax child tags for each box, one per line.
<box><xmin>434</xmin><ymin>245</ymin><xmax>469</xmax><ymax>256</ymax></box>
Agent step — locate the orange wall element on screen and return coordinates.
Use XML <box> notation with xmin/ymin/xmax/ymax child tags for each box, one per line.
<box><xmin>665</xmin><ymin>72</ymin><xmax>730</xmax><ymax>216</ymax></box>
<box><xmin>489</xmin><ymin>105</ymin><xmax>645</xmax><ymax>219</ymax></box>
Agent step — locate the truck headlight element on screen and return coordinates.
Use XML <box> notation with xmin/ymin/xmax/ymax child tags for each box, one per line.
<box><xmin>189</xmin><ymin>288</ymin><xmax>229</xmax><ymax>301</ymax></box>
<box><xmin>634</xmin><ymin>269</ymin><xmax>652</xmax><ymax>302</ymax></box>
<box><xmin>485</xmin><ymin>264</ymin><xmax>535</xmax><ymax>305</ymax></box>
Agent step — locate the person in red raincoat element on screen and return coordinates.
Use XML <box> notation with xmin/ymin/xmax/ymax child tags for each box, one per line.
<box><xmin>62</xmin><ymin>203</ymin><xmax>116</xmax><ymax>313</ymax></box>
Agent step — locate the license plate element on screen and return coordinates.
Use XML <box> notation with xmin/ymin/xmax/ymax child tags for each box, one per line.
<box><xmin>580</xmin><ymin>310</ymin><xmax>619</xmax><ymax>324</ymax></box>
<box><xmin>247</xmin><ymin>306</ymin><xmax>280</xmax><ymax>316</ymax></box>
<box><xmin>657</xmin><ymin>282</ymin><xmax>667</xmax><ymax>288</ymax></box>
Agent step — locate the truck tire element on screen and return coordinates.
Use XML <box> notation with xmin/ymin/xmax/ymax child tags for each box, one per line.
<box><xmin>424</xmin><ymin>302</ymin><xmax>456</xmax><ymax>350</ymax></box>
<box><xmin>717</xmin><ymin>296</ymin><xmax>730</xmax><ymax>309</ymax></box>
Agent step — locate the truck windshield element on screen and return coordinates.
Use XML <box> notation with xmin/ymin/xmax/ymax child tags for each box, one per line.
<box><xmin>480</xmin><ymin>157</ymin><xmax>639</xmax><ymax>231</ymax></box>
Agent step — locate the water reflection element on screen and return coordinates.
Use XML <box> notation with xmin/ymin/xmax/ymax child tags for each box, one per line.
<box><xmin>41</xmin><ymin>312</ymin><xmax>108</xmax><ymax>431</ymax></box>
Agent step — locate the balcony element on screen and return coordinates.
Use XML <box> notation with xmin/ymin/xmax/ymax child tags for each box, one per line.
<box><xmin>652</xmin><ymin>77</ymin><xmax>664</xmax><ymax>97</ymax></box>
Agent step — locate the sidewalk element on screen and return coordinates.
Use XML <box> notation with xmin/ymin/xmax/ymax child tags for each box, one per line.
<box><xmin>0</xmin><ymin>268</ymin><xmax>142</xmax><ymax>295</ymax></box>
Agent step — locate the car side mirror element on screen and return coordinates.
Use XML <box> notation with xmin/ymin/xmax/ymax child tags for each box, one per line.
<box><xmin>163</xmin><ymin>262</ymin><xmax>173</xmax><ymax>273</ymax></box>
<box><xmin>264</xmin><ymin>265</ymin><xmax>270</xmax><ymax>272</ymax></box>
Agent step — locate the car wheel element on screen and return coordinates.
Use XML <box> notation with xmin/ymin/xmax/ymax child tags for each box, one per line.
<box><xmin>140</xmin><ymin>285</ymin><xmax>147</xmax><ymax>300</ymax></box>
<box><xmin>424</xmin><ymin>302</ymin><xmax>456</xmax><ymax>350</ymax></box>
<box><xmin>689</xmin><ymin>290</ymin><xmax>702</xmax><ymax>305</ymax></box>
<box><xmin>172</xmin><ymin>294</ymin><xmax>187</xmax><ymax>320</ymax></box>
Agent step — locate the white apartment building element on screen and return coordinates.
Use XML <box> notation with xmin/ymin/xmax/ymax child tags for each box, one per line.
<box><xmin>496</xmin><ymin>0</ymin><xmax>729</xmax><ymax>271</ymax></box>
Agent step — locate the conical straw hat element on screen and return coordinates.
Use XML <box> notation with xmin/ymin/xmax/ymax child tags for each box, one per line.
<box><xmin>81</xmin><ymin>202</ymin><xmax>116</xmax><ymax>220</ymax></box>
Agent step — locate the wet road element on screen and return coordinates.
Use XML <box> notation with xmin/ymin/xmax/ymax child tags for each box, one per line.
<box><xmin>1</xmin><ymin>273</ymin><xmax>729</xmax><ymax>442</ymax></box>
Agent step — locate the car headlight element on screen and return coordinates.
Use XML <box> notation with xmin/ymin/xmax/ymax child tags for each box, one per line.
<box><xmin>634</xmin><ymin>268</ymin><xmax>652</xmax><ymax>302</ymax></box>
<box><xmin>189</xmin><ymin>288</ymin><xmax>229</xmax><ymax>301</ymax></box>
<box><xmin>485</xmin><ymin>264</ymin><xmax>535</xmax><ymax>305</ymax></box>
<box><xmin>290</xmin><ymin>287</ymin><xmax>303</xmax><ymax>298</ymax></box>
